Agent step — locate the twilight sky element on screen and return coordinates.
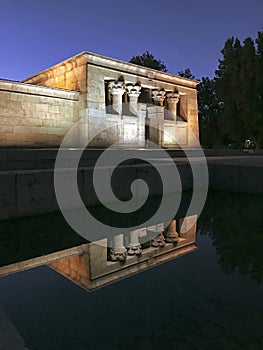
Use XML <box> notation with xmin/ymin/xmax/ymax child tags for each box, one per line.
<box><xmin>0</xmin><ymin>0</ymin><xmax>262</xmax><ymax>81</ymax></box>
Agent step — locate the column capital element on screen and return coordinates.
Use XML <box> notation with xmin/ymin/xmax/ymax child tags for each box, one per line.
<box><xmin>166</xmin><ymin>91</ymin><xmax>180</xmax><ymax>104</ymax></box>
<box><xmin>152</xmin><ymin>88</ymin><xmax>166</xmax><ymax>106</ymax></box>
<box><xmin>108</xmin><ymin>80</ymin><xmax>126</xmax><ymax>96</ymax></box>
<box><xmin>126</xmin><ymin>83</ymin><xmax>141</xmax><ymax>98</ymax></box>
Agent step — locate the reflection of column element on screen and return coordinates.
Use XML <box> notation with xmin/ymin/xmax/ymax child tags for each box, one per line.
<box><xmin>166</xmin><ymin>91</ymin><xmax>180</xmax><ymax>120</ymax></box>
<box><xmin>152</xmin><ymin>88</ymin><xmax>166</xmax><ymax>106</ymax></box>
<box><xmin>178</xmin><ymin>215</ymin><xmax>197</xmax><ymax>239</ymax></box>
<box><xmin>127</xmin><ymin>230</ymin><xmax>142</xmax><ymax>256</ymax></box>
<box><xmin>147</xmin><ymin>223</ymin><xmax>165</xmax><ymax>248</ymax></box>
<box><xmin>164</xmin><ymin>220</ymin><xmax>179</xmax><ymax>243</ymax></box>
<box><xmin>127</xmin><ymin>83</ymin><xmax>141</xmax><ymax>115</ymax></box>
<box><xmin>152</xmin><ymin>232</ymin><xmax>165</xmax><ymax>247</ymax></box>
<box><xmin>110</xmin><ymin>234</ymin><xmax>127</xmax><ymax>261</ymax></box>
<box><xmin>108</xmin><ymin>80</ymin><xmax>126</xmax><ymax>115</ymax></box>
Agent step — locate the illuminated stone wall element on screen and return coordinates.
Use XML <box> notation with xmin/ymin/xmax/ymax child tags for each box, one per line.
<box><xmin>4</xmin><ymin>51</ymin><xmax>200</xmax><ymax>148</ymax></box>
<box><xmin>0</xmin><ymin>80</ymin><xmax>79</xmax><ymax>147</ymax></box>
<box><xmin>22</xmin><ymin>52</ymin><xmax>87</xmax><ymax>92</ymax></box>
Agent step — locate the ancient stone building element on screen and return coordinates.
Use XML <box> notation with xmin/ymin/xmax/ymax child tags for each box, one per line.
<box><xmin>0</xmin><ymin>52</ymin><xmax>199</xmax><ymax>148</ymax></box>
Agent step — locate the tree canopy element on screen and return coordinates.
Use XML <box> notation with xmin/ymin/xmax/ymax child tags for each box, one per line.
<box><xmin>129</xmin><ymin>51</ymin><xmax>167</xmax><ymax>72</ymax></box>
<box><xmin>130</xmin><ymin>32</ymin><xmax>263</xmax><ymax>149</ymax></box>
<box><xmin>177</xmin><ymin>68</ymin><xmax>195</xmax><ymax>79</ymax></box>
<box><xmin>214</xmin><ymin>31</ymin><xmax>263</xmax><ymax>147</ymax></box>
<box><xmin>197</xmin><ymin>77</ymin><xmax>223</xmax><ymax>147</ymax></box>
<box><xmin>197</xmin><ymin>31</ymin><xmax>263</xmax><ymax>148</ymax></box>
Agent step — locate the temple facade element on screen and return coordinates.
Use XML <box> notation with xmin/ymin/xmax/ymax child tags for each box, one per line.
<box><xmin>0</xmin><ymin>52</ymin><xmax>199</xmax><ymax>148</ymax></box>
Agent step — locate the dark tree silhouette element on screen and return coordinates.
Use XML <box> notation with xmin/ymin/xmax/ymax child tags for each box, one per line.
<box><xmin>129</xmin><ymin>51</ymin><xmax>167</xmax><ymax>72</ymax></box>
<box><xmin>130</xmin><ymin>32</ymin><xmax>263</xmax><ymax>149</ymax></box>
<box><xmin>198</xmin><ymin>77</ymin><xmax>223</xmax><ymax>147</ymax></box>
<box><xmin>215</xmin><ymin>32</ymin><xmax>263</xmax><ymax>147</ymax></box>
<box><xmin>178</xmin><ymin>68</ymin><xmax>195</xmax><ymax>79</ymax></box>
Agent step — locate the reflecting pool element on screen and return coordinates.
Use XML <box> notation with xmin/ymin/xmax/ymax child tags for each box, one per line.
<box><xmin>0</xmin><ymin>190</ymin><xmax>262</xmax><ymax>349</ymax></box>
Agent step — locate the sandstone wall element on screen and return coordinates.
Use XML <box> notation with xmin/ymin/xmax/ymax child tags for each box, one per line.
<box><xmin>186</xmin><ymin>89</ymin><xmax>199</xmax><ymax>146</ymax></box>
<box><xmin>23</xmin><ymin>52</ymin><xmax>88</xmax><ymax>92</ymax></box>
<box><xmin>17</xmin><ymin>51</ymin><xmax>200</xmax><ymax>148</ymax></box>
<box><xmin>0</xmin><ymin>80</ymin><xmax>79</xmax><ymax>147</ymax></box>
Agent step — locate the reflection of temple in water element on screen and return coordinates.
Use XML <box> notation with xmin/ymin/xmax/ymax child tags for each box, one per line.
<box><xmin>49</xmin><ymin>215</ymin><xmax>197</xmax><ymax>290</ymax></box>
<box><xmin>0</xmin><ymin>215</ymin><xmax>197</xmax><ymax>290</ymax></box>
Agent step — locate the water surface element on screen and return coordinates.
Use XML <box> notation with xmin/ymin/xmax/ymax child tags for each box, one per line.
<box><xmin>0</xmin><ymin>191</ymin><xmax>262</xmax><ymax>350</ymax></box>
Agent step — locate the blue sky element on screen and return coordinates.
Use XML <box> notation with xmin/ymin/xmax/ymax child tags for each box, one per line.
<box><xmin>0</xmin><ymin>0</ymin><xmax>262</xmax><ymax>81</ymax></box>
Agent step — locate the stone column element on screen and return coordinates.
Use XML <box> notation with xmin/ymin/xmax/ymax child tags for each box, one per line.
<box><xmin>152</xmin><ymin>89</ymin><xmax>166</xmax><ymax>107</ymax></box>
<box><xmin>164</xmin><ymin>220</ymin><xmax>179</xmax><ymax>244</ymax></box>
<box><xmin>127</xmin><ymin>229</ymin><xmax>142</xmax><ymax>256</ymax></box>
<box><xmin>166</xmin><ymin>91</ymin><xmax>180</xmax><ymax>120</ymax></box>
<box><xmin>126</xmin><ymin>83</ymin><xmax>141</xmax><ymax>115</ymax></box>
<box><xmin>108</xmin><ymin>80</ymin><xmax>126</xmax><ymax>115</ymax></box>
<box><xmin>110</xmin><ymin>233</ymin><xmax>127</xmax><ymax>261</ymax></box>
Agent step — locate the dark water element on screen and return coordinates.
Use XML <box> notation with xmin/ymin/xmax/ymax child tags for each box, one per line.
<box><xmin>0</xmin><ymin>191</ymin><xmax>262</xmax><ymax>350</ymax></box>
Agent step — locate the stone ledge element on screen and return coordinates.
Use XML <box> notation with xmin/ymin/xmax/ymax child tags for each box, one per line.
<box><xmin>0</xmin><ymin>154</ymin><xmax>262</xmax><ymax>221</ymax></box>
<box><xmin>0</xmin><ymin>79</ymin><xmax>80</xmax><ymax>100</ymax></box>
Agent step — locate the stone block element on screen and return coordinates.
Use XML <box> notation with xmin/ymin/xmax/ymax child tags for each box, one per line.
<box><xmin>7</xmin><ymin>149</ymin><xmax>38</xmax><ymax>160</ymax></box>
<box><xmin>0</xmin><ymin>125</ymin><xmax>13</xmax><ymax>133</ymax></box>
<box><xmin>36</xmin><ymin>103</ymin><xmax>49</xmax><ymax>112</ymax></box>
<box><xmin>0</xmin><ymin>100</ymin><xmax>7</xmax><ymax>108</ymax></box>
<box><xmin>0</xmin><ymin>172</ymin><xmax>16</xmax><ymax>220</ymax></box>
<box><xmin>83</xmin><ymin>167</ymin><xmax>110</xmax><ymax>207</ymax></box>
<box><xmin>16</xmin><ymin>170</ymin><xmax>58</xmax><ymax>217</ymax></box>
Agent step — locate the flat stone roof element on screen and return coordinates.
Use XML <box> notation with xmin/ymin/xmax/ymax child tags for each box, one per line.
<box><xmin>23</xmin><ymin>51</ymin><xmax>199</xmax><ymax>89</ymax></box>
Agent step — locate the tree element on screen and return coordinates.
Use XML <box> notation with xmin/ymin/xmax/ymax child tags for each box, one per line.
<box><xmin>255</xmin><ymin>31</ymin><xmax>263</xmax><ymax>146</ymax></box>
<box><xmin>239</xmin><ymin>38</ymin><xmax>259</xmax><ymax>144</ymax></box>
<box><xmin>177</xmin><ymin>68</ymin><xmax>195</xmax><ymax>79</ymax></box>
<box><xmin>198</xmin><ymin>77</ymin><xmax>223</xmax><ymax>147</ymax></box>
<box><xmin>129</xmin><ymin>51</ymin><xmax>167</xmax><ymax>72</ymax></box>
<box><xmin>215</xmin><ymin>32</ymin><xmax>263</xmax><ymax>147</ymax></box>
<box><xmin>215</xmin><ymin>37</ymin><xmax>243</xmax><ymax>145</ymax></box>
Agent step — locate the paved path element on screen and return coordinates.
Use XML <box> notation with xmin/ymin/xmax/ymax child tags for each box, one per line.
<box><xmin>205</xmin><ymin>155</ymin><xmax>263</xmax><ymax>167</ymax></box>
<box><xmin>149</xmin><ymin>154</ymin><xmax>263</xmax><ymax>167</ymax></box>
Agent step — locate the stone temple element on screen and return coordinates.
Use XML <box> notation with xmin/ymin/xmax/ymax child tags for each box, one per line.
<box><xmin>0</xmin><ymin>51</ymin><xmax>199</xmax><ymax>148</ymax></box>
